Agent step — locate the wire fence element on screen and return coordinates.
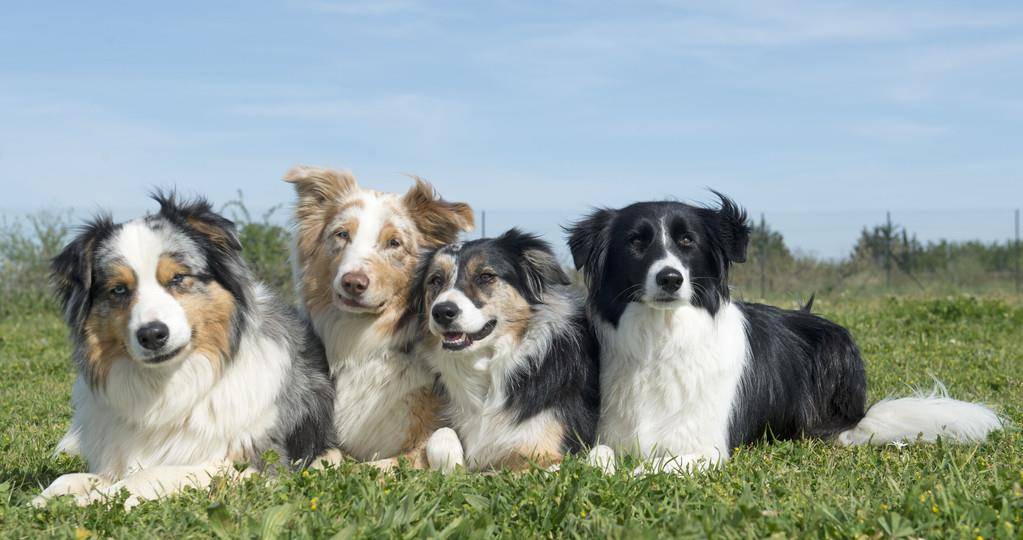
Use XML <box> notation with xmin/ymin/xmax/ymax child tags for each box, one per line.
<box><xmin>475</xmin><ymin>207</ymin><xmax>1023</xmax><ymax>301</ymax></box>
<box><xmin>2</xmin><ymin>204</ymin><xmax>1020</xmax><ymax>308</ymax></box>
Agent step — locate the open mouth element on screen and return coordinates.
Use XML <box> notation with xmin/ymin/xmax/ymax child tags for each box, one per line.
<box><xmin>143</xmin><ymin>345</ymin><xmax>187</xmax><ymax>365</ymax></box>
<box><xmin>441</xmin><ymin>320</ymin><xmax>497</xmax><ymax>351</ymax></box>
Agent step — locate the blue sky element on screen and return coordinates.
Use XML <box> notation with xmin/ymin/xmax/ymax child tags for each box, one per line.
<box><xmin>1</xmin><ymin>1</ymin><xmax>1021</xmax><ymax>258</ymax></box>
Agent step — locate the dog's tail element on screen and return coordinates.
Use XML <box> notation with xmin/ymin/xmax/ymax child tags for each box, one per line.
<box><xmin>837</xmin><ymin>381</ymin><xmax>1002</xmax><ymax>446</ymax></box>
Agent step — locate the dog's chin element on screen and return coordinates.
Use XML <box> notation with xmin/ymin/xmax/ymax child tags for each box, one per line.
<box><xmin>133</xmin><ymin>344</ymin><xmax>190</xmax><ymax>367</ymax></box>
<box><xmin>644</xmin><ymin>295</ymin><xmax>687</xmax><ymax>310</ymax></box>
<box><xmin>437</xmin><ymin>320</ymin><xmax>497</xmax><ymax>352</ymax></box>
<box><xmin>334</xmin><ymin>292</ymin><xmax>386</xmax><ymax>315</ymax></box>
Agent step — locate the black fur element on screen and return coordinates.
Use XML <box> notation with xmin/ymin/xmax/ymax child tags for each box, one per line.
<box><xmin>411</xmin><ymin>229</ymin><xmax>601</xmax><ymax>455</ymax></box>
<box><xmin>50</xmin><ymin>191</ymin><xmax>336</xmax><ymax>469</ymax></box>
<box><xmin>566</xmin><ymin>195</ymin><xmax>750</xmax><ymax>323</ymax></box>
<box><xmin>51</xmin><ymin>214</ymin><xmax>119</xmax><ymax>330</ymax></box>
<box><xmin>567</xmin><ymin>195</ymin><xmax>870</xmax><ymax>448</ymax></box>
<box><xmin>730</xmin><ymin>302</ymin><xmax>866</xmax><ymax>446</ymax></box>
<box><xmin>505</xmin><ymin>310</ymin><xmax>601</xmax><ymax>453</ymax></box>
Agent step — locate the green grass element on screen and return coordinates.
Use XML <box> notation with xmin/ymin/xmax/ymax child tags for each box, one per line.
<box><xmin>1</xmin><ymin>296</ymin><xmax>1021</xmax><ymax>539</ymax></box>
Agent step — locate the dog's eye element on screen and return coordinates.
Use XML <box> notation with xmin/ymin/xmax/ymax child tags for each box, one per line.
<box><xmin>170</xmin><ymin>274</ymin><xmax>187</xmax><ymax>286</ymax></box>
<box><xmin>629</xmin><ymin>235</ymin><xmax>649</xmax><ymax>250</ymax></box>
<box><xmin>428</xmin><ymin>274</ymin><xmax>445</xmax><ymax>288</ymax></box>
<box><xmin>336</xmin><ymin>229</ymin><xmax>350</xmax><ymax>240</ymax></box>
<box><xmin>679</xmin><ymin>235</ymin><xmax>695</xmax><ymax>248</ymax></box>
<box><xmin>111</xmin><ymin>284</ymin><xmax>129</xmax><ymax>296</ymax></box>
<box><xmin>476</xmin><ymin>272</ymin><xmax>497</xmax><ymax>285</ymax></box>
<box><xmin>387</xmin><ymin>238</ymin><xmax>401</xmax><ymax>249</ymax></box>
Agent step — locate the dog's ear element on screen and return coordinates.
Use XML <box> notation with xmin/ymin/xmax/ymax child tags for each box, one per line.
<box><xmin>402</xmin><ymin>178</ymin><xmax>474</xmax><ymax>248</ymax></box>
<box><xmin>153</xmin><ymin>190</ymin><xmax>241</xmax><ymax>254</ymax></box>
<box><xmin>565</xmin><ymin>208</ymin><xmax>616</xmax><ymax>278</ymax></box>
<box><xmin>153</xmin><ymin>191</ymin><xmax>250</xmax><ymax>307</ymax></box>
<box><xmin>496</xmin><ymin>229</ymin><xmax>569</xmax><ymax>304</ymax></box>
<box><xmin>285</xmin><ymin>166</ymin><xmax>357</xmax><ymax>260</ymax></box>
<box><xmin>711</xmin><ymin>190</ymin><xmax>750</xmax><ymax>264</ymax></box>
<box><xmin>284</xmin><ymin>165</ymin><xmax>358</xmax><ymax>206</ymax></box>
<box><xmin>51</xmin><ymin>215</ymin><xmax>115</xmax><ymax>326</ymax></box>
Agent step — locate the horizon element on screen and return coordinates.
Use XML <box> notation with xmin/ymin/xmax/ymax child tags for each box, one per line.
<box><xmin>1</xmin><ymin>1</ymin><xmax>1021</xmax><ymax>258</ymax></box>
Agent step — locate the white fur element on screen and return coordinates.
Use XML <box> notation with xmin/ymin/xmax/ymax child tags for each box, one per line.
<box><xmin>300</xmin><ymin>189</ymin><xmax>435</xmax><ymax>461</ymax></box>
<box><xmin>643</xmin><ymin>253</ymin><xmax>692</xmax><ymax>305</ymax></box>
<box><xmin>596</xmin><ymin>300</ymin><xmax>749</xmax><ymax>470</ymax></box>
<box><xmin>837</xmin><ymin>383</ymin><xmax>1002</xmax><ymax>445</ymax></box>
<box><xmin>426</xmin><ymin>427</ymin><xmax>465</xmax><ymax>474</ymax></box>
<box><xmin>426</xmin><ymin>290</ymin><xmax>577</xmax><ymax>471</ymax></box>
<box><xmin>115</xmin><ymin>222</ymin><xmax>192</xmax><ymax>359</ymax></box>
<box><xmin>312</xmin><ymin>312</ymin><xmax>434</xmax><ymax>460</ymax></box>
<box><xmin>40</xmin><ymin>224</ymin><xmax>294</xmax><ymax>507</ymax></box>
<box><xmin>430</xmin><ymin>289</ymin><xmax>490</xmax><ymax>335</ymax></box>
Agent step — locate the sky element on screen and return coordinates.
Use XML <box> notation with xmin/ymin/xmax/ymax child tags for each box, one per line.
<box><xmin>1</xmin><ymin>1</ymin><xmax>1021</xmax><ymax>258</ymax></box>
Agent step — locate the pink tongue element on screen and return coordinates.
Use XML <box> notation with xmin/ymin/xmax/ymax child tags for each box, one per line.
<box><xmin>444</xmin><ymin>333</ymin><xmax>466</xmax><ymax>341</ymax></box>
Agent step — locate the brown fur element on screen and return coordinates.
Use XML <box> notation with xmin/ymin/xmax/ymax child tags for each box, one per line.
<box><xmin>286</xmin><ymin>166</ymin><xmax>473</xmax><ymax>469</ymax></box>
<box><xmin>498</xmin><ymin>422</ymin><xmax>566</xmax><ymax>471</ymax></box>
<box><xmin>82</xmin><ymin>264</ymin><xmax>136</xmax><ymax>387</ymax></box>
<box><xmin>286</xmin><ymin>166</ymin><xmax>475</xmax><ymax>326</ymax></box>
<box><xmin>175</xmin><ymin>281</ymin><xmax>236</xmax><ymax>368</ymax></box>
<box><xmin>401</xmin><ymin>178</ymin><xmax>474</xmax><ymax>247</ymax></box>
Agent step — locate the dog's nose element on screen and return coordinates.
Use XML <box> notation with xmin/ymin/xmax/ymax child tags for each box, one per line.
<box><xmin>431</xmin><ymin>302</ymin><xmax>461</xmax><ymax>325</ymax></box>
<box><xmin>341</xmin><ymin>271</ymin><xmax>370</xmax><ymax>296</ymax></box>
<box><xmin>136</xmin><ymin>321</ymin><xmax>170</xmax><ymax>350</ymax></box>
<box><xmin>656</xmin><ymin>268</ymin><xmax>684</xmax><ymax>293</ymax></box>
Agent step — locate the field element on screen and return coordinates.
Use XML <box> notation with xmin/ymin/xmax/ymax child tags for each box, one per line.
<box><xmin>0</xmin><ymin>295</ymin><xmax>1019</xmax><ymax>539</ymax></box>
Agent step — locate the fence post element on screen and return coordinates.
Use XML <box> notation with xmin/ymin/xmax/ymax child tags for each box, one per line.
<box><xmin>1015</xmin><ymin>208</ymin><xmax>1020</xmax><ymax>294</ymax></box>
<box><xmin>481</xmin><ymin>210</ymin><xmax>487</xmax><ymax>238</ymax></box>
<box><xmin>759</xmin><ymin>213</ymin><xmax>766</xmax><ymax>299</ymax></box>
<box><xmin>885</xmin><ymin>211</ymin><xmax>893</xmax><ymax>291</ymax></box>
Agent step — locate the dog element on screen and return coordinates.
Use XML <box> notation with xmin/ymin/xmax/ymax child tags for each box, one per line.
<box><xmin>406</xmin><ymin>230</ymin><xmax>600</xmax><ymax>472</ymax></box>
<box><xmin>567</xmin><ymin>195</ymin><xmax>1002</xmax><ymax>474</ymax></box>
<box><xmin>286</xmin><ymin>165</ymin><xmax>474</xmax><ymax>468</ymax></box>
<box><xmin>35</xmin><ymin>193</ymin><xmax>335</xmax><ymax>508</ymax></box>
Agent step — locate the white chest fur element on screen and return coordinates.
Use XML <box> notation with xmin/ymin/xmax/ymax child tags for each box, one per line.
<box><xmin>68</xmin><ymin>331</ymin><xmax>289</xmax><ymax>479</ymax></box>
<box><xmin>431</xmin><ymin>343</ymin><xmax>559</xmax><ymax>471</ymax></box>
<box><xmin>596</xmin><ymin>302</ymin><xmax>749</xmax><ymax>466</ymax></box>
<box><xmin>315</xmin><ymin>313</ymin><xmax>434</xmax><ymax>461</ymax></box>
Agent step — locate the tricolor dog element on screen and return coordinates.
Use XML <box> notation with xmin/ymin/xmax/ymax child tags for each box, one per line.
<box><xmin>36</xmin><ymin>194</ymin><xmax>334</xmax><ymax>508</ymax></box>
<box><xmin>286</xmin><ymin>165</ymin><xmax>474</xmax><ymax>468</ymax></box>
<box><xmin>408</xmin><ymin>230</ymin><xmax>600</xmax><ymax>472</ymax></box>
<box><xmin>567</xmin><ymin>195</ymin><xmax>1002</xmax><ymax>474</ymax></box>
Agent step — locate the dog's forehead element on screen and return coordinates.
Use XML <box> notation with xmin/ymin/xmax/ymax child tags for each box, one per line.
<box><xmin>98</xmin><ymin>218</ymin><xmax>205</xmax><ymax>273</ymax></box>
<box><xmin>333</xmin><ymin>192</ymin><xmax>414</xmax><ymax>231</ymax></box>
<box><xmin>620</xmin><ymin>202</ymin><xmax>701</xmax><ymax>227</ymax></box>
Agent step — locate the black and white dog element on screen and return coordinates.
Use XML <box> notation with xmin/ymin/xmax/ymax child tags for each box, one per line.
<box><xmin>35</xmin><ymin>193</ymin><xmax>335</xmax><ymax>508</ymax></box>
<box><xmin>567</xmin><ymin>196</ymin><xmax>1002</xmax><ymax>474</ymax></box>
<box><xmin>407</xmin><ymin>230</ymin><xmax>601</xmax><ymax>472</ymax></box>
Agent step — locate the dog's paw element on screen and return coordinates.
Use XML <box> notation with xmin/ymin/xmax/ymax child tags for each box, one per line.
<box><xmin>311</xmin><ymin>448</ymin><xmax>346</xmax><ymax>471</ymax></box>
<box><xmin>586</xmin><ymin>445</ymin><xmax>616</xmax><ymax>475</ymax></box>
<box><xmin>32</xmin><ymin>473</ymin><xmax>110</xmax><ymax>508</ymax></box>
<box><xmin>426</xmin><ymin>428</ymin><xmax>464</xmax><ymax>474</ymax></box>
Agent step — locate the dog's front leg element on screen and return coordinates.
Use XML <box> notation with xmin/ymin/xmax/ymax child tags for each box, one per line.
<box><xmin>32</xmin><ymin>473</ymin><xmax>112</xmax><ymax>507</ymax></box>
<box><xmin>107</xmin><ymin>460</ymin><xmax>236</xmax><ymax>510</ymax></box>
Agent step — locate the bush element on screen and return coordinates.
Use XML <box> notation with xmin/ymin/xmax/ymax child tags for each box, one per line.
<box><xmin>0</xmin><ymin>210</ymin><xmax>71</xmax><ymax>315</ymax></box>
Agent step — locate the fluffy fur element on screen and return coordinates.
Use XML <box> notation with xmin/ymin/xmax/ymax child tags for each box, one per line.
<box><xmin>408</xmin><ymin>230</ymin><xmax>600</xmax><ymax>472</ymax></box>
<box><xmin>286</xmin><ymin>165</ymin><xmax>474</xmax><ymax>467</ymax></box>
<box><xmin>567</xmin><ymin>196</ymin><xmax>1002</xmax><ymax>474</ymax></box>
<box><xmin>36</xmin><ymin>193</ymin><xmax>334</xmax><ymax>508</ymax></box>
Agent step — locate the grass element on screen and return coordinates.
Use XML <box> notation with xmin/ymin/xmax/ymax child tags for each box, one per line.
<box><xmin>1</xmin><ymin>296</ymin><xmax>1022</xmax><ymax>538</ymax></box>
